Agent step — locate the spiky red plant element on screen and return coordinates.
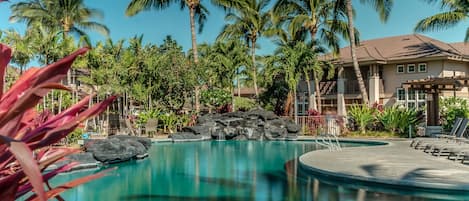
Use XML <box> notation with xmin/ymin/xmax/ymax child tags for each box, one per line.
<box><xmin>0</xmin><ymin>44</ymin><xmax>116</xmax><ymax>201</ymax></box>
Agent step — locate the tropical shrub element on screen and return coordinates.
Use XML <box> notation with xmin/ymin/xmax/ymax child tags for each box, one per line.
<box><xmin>440</xmin><ymin>97</ymin><xmax>469</xmax><ymax>130</ymax></box>
<box><xmin>234</xmin><ymin>97</ymin><xmax>257</xmax><ymax>111</ymax></box>
<box><xmin>200</xmin><ymin>88</ymin><xmax>231</xmax><ymax>112</ymax></box>
<box><xmin>66</xmin><ymin>128</ymin><xmax>84</xmax><ymax>145</ymax></box>
<box><xmin>378</xmin><ymin>106</ymin><xmax>423</xmax><ymax>136</ymax></box>
<box><xmin>136</xmin><ymin>108</ymin><xmax>162</xmax><ymax>125</ymax></box>
<box><xmin>305</xmin><ymin>109</ymin><xmax>324</xmax><ymax>135</ymax></box>
<box><xmin>0</xmin><ymin>44</ymin><xmax>115</xmax><ymax>201</ymax></box>
<box><xmin>159</xmin><ymin>112</ymin><xmax>179</xmax><ymax>133</ymax></box>
<box><xmin>347</xmin><ymin>104</ymin><xmax>376</xmax><ymax>134</ymax></box>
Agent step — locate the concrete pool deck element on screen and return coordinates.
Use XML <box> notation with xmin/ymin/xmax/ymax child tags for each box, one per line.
<box><xmin>299</xmin><ymin>139</ymin><xmax>469</xmax><ymax>191</ymax></box>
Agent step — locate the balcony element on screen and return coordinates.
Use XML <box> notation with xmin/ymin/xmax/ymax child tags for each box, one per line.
<box><xmin>319</xmin><ymin>79</ymin><xmax>384</xmax><ymax>96</ymax></box>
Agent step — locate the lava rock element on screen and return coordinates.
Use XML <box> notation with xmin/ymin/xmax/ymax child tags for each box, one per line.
<box><xmin>109</xmin><ymin>135</ymin><xmax>152</xmax><ymax>149</ymax></box>
<box><xmin>169</xmin><ymin>132</ymin><xmax>203</xmax><ymax>140</ymax></box>
<box><xmin>84</xmin><ymin>137</ymin><xmax>150</xmax><ymax>163</ymax></box>
<box><xmin>169</xmin><ymin>109</ymin><xmax>299</xmax><ymax>141</ymax></box>
<box><xmin>286</xmin><ymin>120</ymin><xmax>301</xmax><ymax>133</ymax></box>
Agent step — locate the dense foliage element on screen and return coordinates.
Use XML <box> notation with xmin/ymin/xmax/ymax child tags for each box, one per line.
<box><xmin>440</xmin><ymin>97</ymin><xmax>469</xmax><ymax>130</ymax></box>
<box><xmin>348</xmin><ymin>104</ymin><xmax>424</xmax><ymax>136</ymax></box>
<box><xmin>348</xmin><ymin>104</ymin><xmax>376</xmax><ymax>134</ymax></box>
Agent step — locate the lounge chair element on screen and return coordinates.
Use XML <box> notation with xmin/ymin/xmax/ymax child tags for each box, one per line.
<box><xmin>411</xmin><ymin>118</ymin><xmax>464</xmax><ymax>149</ymax></box>
<box><xmin>424</xmin><ymin>118</ymin><xmax>469</xmax><ymax>156</ymax></box>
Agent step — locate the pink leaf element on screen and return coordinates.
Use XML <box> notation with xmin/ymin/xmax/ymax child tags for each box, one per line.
<box><xmin>0</xmin><ymin>83</ymin><xmax>70</xmax><ymax>130</ymax></box>
<box><xmin>0</xmin><ymin>135</ymin><xmax>46</xmax><ymax>201</ymax></box>
<box><xmin>0</xmin><ymin>44</ymin><xmax>11</xmax><ymax>98</ymax></box>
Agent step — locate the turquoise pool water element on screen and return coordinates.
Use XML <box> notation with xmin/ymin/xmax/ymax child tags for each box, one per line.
<box><xmin>51</xmin><ymin>141</ymin><xmax>468</xmax><ymax>201</ymax></box>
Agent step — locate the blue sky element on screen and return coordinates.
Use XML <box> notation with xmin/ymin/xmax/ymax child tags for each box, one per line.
<box><xmin>0</xmin><ymin>0</ymin><xmax>467</xmax><ymax>56</ymax></box>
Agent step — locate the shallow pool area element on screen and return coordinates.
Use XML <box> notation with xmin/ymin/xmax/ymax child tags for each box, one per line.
<box><xmin>50</xmin><ymin>140</ymin><xmax>469</xmax><ymax>201</ymax></box>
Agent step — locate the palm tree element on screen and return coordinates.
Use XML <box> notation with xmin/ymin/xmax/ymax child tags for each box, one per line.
<box><xmin>415</xmin><ymin>0</ymin><xmax>469</xmax><ymax>41</ymax></box>
<box><xmin>265</xmin><ymin>42</ymin><xmax>332</xmax><ymax>121</ymax></box>
<box><xmin>10</xmin><ymin>0</ymin><xmax>109</xmax><ymax>41</ymax></box>
<box><xmin>1</xmin><ymin>29</ymin><xmax>34</xmax><ymax>74</ymax></box>
<box><xmin>11</xmin><ymin>0</ymin><xmax>110</xmax><ymax>106</ymax></box>
<box><xmin>273</xmin><ymin>0</ymin><xmax>351</xmax><ymax>112</ymax></box>
<box><xmin>334</xmin><ymin>0</ymin><xmax>393</xmax><ymax>106</ymax></box>
<box><xmin>218</xmin><ymin>0</ymin><xmax>272</xmax><ymax>99</ymax></box>
<box><xmin>199</xmin><ymin>39</ymin><xmax>249</xmax><ymax>110</ymax></box>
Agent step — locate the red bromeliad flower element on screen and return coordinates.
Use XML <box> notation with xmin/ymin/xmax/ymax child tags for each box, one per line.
<box><xmin>0</xmin><ymin>44</ymin><xmax>116</xmax><ymax>201</ymax></box>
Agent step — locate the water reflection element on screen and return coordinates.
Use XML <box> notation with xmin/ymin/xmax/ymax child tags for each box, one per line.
<box><xmin>51</xmin><ymin>141</ymin><xmax>469</xmax><ymax>201</ymax></box>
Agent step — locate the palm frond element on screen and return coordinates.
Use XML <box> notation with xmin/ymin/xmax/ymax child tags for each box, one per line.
<box><xmin>414</xmin><ymin>11</ymin><xmax>466</xmax><ymax>32</ymax></box>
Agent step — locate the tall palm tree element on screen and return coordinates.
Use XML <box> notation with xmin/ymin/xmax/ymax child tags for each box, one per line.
<box><xmin>10</xmin><ymin>0</ymin><xmax>110</xmax><ymax>105</ymax></box>
<box><xmin>334</xmin><ymin>0</ymin><xmax>393</xmax><ymax>106</ymax></box>
<box><xmin>415</xmin><ymin>0</ymin><xmax>469</xmax><ymax>41</ymax></box>
<box><xmin>199</xmin><ymin>39</ymin><xmax>249</xmax><ymax>109</ymax></box>
<box><xmin>273</xmin><ymin>0</ymin><xmax>351</xmax><ymax>112</ymax></box>
<box><xmin>218</xmin><ymin>0</ymin><xmax>272</xmax><ymax>99</ymax></box>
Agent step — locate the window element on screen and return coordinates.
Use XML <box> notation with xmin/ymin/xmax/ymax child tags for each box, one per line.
<box><xmin>408</xmin><ymin>90</ymin><xmax>416</xmax><ymax>100</ymax></box>
<box><xmin>418</xmin><ymin>90</ymin><xmax>426</xmax><ymax>100</ymax></box>
<box><xmin>396</xmin><ymin>89</ymin><xmax>426</xmax><ymax>110</ymax></box>
<box><xmin>407</xmin><ymin>64</ymin><xmax>416</xmax><ymax>73</ymax></box>
<box><xmin>397</xmin><ymin>88</ymin><xmax>405</xmax><ymax>101</ymax></box>
<box><xmin>418</xmin><ymin>63</ymin><xmax>427</xmax><ymax>72</ymax></box>
<box><xmin>396</xmin><ymin>64</ymin><xmax>405</xmax><ymax>73</ymax></box>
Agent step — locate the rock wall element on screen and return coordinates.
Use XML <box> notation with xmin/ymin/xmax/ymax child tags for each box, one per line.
<box><xmin>170</xmin><ymin>109</ymin><xmax>300</xmax><ymax>141</ymax></box>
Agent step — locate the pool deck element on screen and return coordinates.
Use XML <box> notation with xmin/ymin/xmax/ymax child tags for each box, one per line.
<box><xmin>299</xmin><ymin>139</ymin><xmax>469</xmax><ymax>191</ymax></box>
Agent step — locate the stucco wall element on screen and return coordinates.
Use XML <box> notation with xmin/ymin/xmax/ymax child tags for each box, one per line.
<box><xmin>381</xmin><ymin>60</ymin><xmax>444</xmax><ymax>97</ymax></box>
<box><xmin>380</xmin><ymin>60</ymin><xmax>469</xmax><ymax>105</ymax></box>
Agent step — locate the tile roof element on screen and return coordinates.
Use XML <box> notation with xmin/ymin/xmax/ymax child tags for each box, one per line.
<box><xmin>326</xmin><ymin>34</ymin><xmax>467</xmax><ymax>65</ymax></box>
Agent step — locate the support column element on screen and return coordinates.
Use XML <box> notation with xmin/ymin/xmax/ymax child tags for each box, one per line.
<box><xmin>427</xmin><ymin>89</ymin><xmax>440</xmax><ymax>126</ymax></box>
<box><xmin>337</xmin><ymin>67</ymin><xmax>346</xmax><ymax>117</ymax></box>
<box><xmin>369</xmin><ymin>64</ymin><xmax>380</xmax><ymax>105</ymax></box>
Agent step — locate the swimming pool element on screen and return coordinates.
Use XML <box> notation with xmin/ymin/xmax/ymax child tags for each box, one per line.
<box><xmin>50</xmin><ymin>140</ymin><xmax>468</xmax><ymax>201</ymax></box>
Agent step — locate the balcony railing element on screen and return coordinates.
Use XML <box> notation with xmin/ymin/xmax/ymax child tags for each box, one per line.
<box><xmin>319</xmin><ymin>79</ymin><xmax>384</xmax><ymax>96</ymax></box>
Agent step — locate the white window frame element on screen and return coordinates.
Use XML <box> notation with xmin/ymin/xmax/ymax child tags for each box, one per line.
<box><xmin>396</xmin><ymin>88</ymin><xmax>426</xmax><ymax>110</ymax></box>
<box><xmin>408</xmin><ymin>89</ymin><xmax>416</xmax><ymax>101</ymax></box>
<box><xmin>396</xmin><ymin>64</ymin><xmax>405</xmax><ymax>73</ymax></box>
<box><xmin>397</xmin><ymin>88</ymin><xmax>406</xmax><ymax>101</ymax></box>
<box><xmin>407</xmin><ymin>64</ymin><xmax>416</xmax><ymax>73</ymax></box>
<box><xmin>418</xmin><ymin>63</ymin><xmax>427</xmax><ymax>72</ymax></box>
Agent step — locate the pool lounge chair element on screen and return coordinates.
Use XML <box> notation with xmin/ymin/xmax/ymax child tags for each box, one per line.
<box><xmin>410</xmin><ymin>118</ymin><xmax>463</xmax><ymax>149</ymax></box>
<box><xmin>424</xmin><ymin>118</ymin><xmax>469</xmax><ymax>156</ymax></box>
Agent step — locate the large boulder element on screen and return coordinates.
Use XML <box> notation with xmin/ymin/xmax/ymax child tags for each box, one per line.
<box><xmin>84</xmin><ymin>136</ymin><xmax>150</xmax><ymax>163</ymax></box>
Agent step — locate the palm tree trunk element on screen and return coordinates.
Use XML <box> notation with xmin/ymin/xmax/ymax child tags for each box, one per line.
<box><xmin>58</xmin><ymin>91</ymin><xmax>63</xmax><ymax>113</ymax></box>
<box><xmin>284</xmin><ymin>91</ymin><xmax>293</xmax><ymax>116</ymax></box>
<box><xmin>237</xmin><ymin>68</ymin><xmax>241</xmax><ymax>98</ymax></box>
<box><xmin>84</xmin><ymin>89</ymin><xmax>94</xmax><ymax>131</ymax></box>
<box><xmin>294</xmin><ymin>90</ymin><xmax>298</xmax><ymax>124</ymax></box>
<box><xmin>309</xmin><ymin>30</ymin><xmax>320</xmax><ymax>112</ymax></box>
<box><xmin>251</xmin><ymin>38</ymin><xmax>259</xmax><ymax>98</ymax></box>
<box><xmin>189</xmin><ymin>5</ymin><xmax>201</xmax><ymax>113</ymax></box>
<box><xmin>346</xmin><ymin>0</ymin><xmax>369</xmax><ymax>105</ymax></box>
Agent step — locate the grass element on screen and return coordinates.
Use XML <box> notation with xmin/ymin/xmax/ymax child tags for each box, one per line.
<box><xmin>342</xmin><ymin>131</ymin><xmax>403</xmax><ymax>138</ymax></box>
